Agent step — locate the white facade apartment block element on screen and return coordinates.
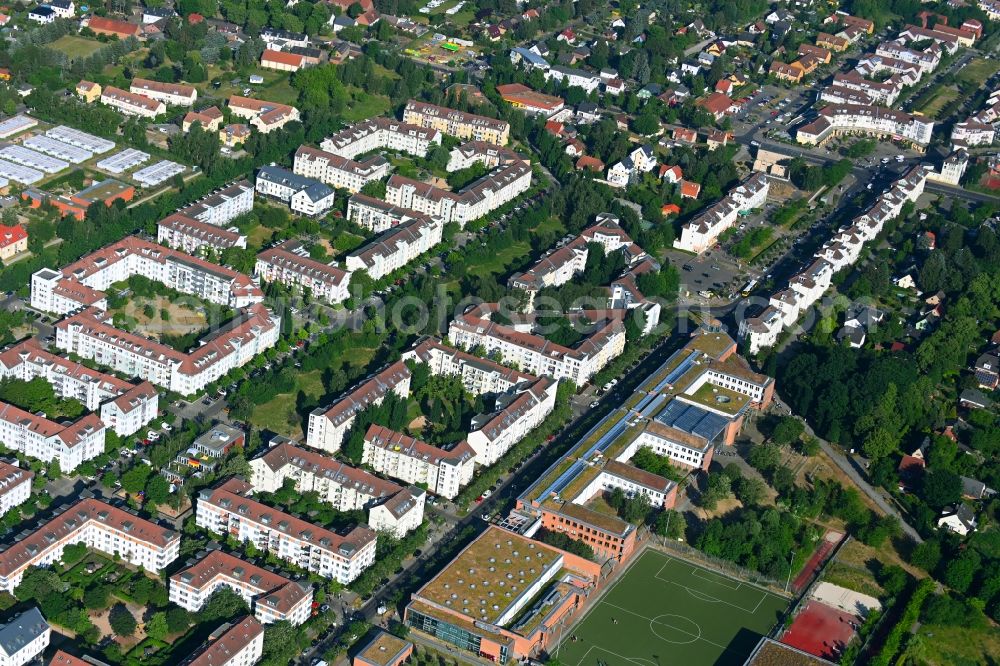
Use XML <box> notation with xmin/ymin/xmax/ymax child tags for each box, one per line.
<box><xmin>674</xmin><ymin>174</ymin><xmax>769</xmax><ymax>253</ymax></box>
<box><xmin>465</xmin><ymin>378</ymin><xmax>557</xmax><ymax>466</ymax></box>
<box><xmin>100</xmin><ymin>86</ymin><xmax>165</xmax><ymax>118</ymax></box>
<box><xmin>0</xmin><ymin>608</ymin><xmax>50</xmax><ymax>666</ymax></box>
<box><xmin>179</xmin><ymin>180</ymin><xmax>255</xmax><ymax>226</ymax></box>
<box><xmin>249</xmin><ymin>439</ymin><xmax>425</xmax><ymax>537</ymax></box>
<box><xmin>402</xmin><ymin>337</ymin><xmax>536</xmax><ymax>396</ymax></box>
<box><xmin>307</xmin><ymin>361</ymin><xmax>412</xmax><ymax>453</ymax></box>
<box><xmin>169</xmin><ymin>550</ymin><xmax>312</xmax><ymax>625</ymax></box>
<box><xmin>293</xmin><ymin>146</ymin><xmax>390</xmax><ymax>193</ymax></box>
<box><xmin>345</xmin><ymin>215</ymin><xmax>443</xmax><ymax>281</ymax></box>
<box><xmin>0</xmin><ymin>462</ymin><xmax>32</xmax><ymax>515</ymax></box>
<box><xmin>129</xmin><ymin>78</ymin><xmax>198</xmax><ymax>107</ymax></box>
<box><xmin>157</xmin><ymin>214</ymin><xmax>247</xmax><ymax>254</ymax></box>
<box><xmin>363</xmin><ymin>426</ymin><xmax>476</xmax><ymax>500</ymax></box>
<box><xmin>196</xmin><ymin>479</ymin><xmax>377</xmax><ymax>584</ymax></box>
<box><xmin>0</xmin><ymin>406</ymin><xmax>104</xmax><ymax>473</ymax></box>
<box><xmin>290</xmin><ymin>186</ymin><xmax>337</xmax><ymax>217</ymax></box>
<box><xmin>0</xmin><ymin>499</ymin><xmax>180</xmax><ymax>592</ymax></box>
<box><xmin>187</xmin><ymin>616</ymin><xmax>264</xmax><ymax>666</ymax></box>
<box><xmin>320</xmin><ymin>118</ymin><xmax>442</xmax><ymax>159</ymax></box>
<box><xmin>345</xmin><ymin>194</ymin><xmax>427</xmax><ymax>234</ymax></box>
<box><xmin>255</xmin><ymin>245</ymin><xmax>350</xmax><ymax>304</ymax></box>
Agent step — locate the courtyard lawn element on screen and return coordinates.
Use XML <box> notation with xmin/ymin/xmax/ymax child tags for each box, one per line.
<box><xmin>917</xmin><ymin>87</ymin><xmax>960</xmax><ymax>119</ymax></box>
<box><xmin>467</xmin><ymin>240</ymin><xmax>531</xmax><ymax>279</ymax></box>
<box><xmin>50</xmin><ymin>35</ymin><xmax>105</xmax><ymax>59</ymax></box>
<box><xmin>956</xmin><ymin>57</ymin><xmax>1000</xmax><ymax>86</ymax></box>
<box><xmin>343</xmin><ymin>87</ymin><xmax>393</xmax><ymax>122</ymax></box>
<box><xmin>556</xmin><ymin>549</ymin><xmax>789</xmax><ymax>666</ymax></box>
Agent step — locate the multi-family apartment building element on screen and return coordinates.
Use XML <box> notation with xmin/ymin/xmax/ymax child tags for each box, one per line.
<box><xmin>0</xmin><ymin>406</ymin><xmax>104</xmax><ymax>472</ymax></box>
<box><xmin>606</xmin><ymin>145</ymin><xmax>656</xmax><ymax>188</ymax></box>
<box><xmin>292</xmin><ymin>146</ymin><xmax>390</xmax><ymax>193</ymax></box>
<box><xmin>320</xmin><ymin>117</ymin><xmax>442</xmax><ymax>159</ymax></box>
<box><xmin>308</xmin><ymin>361</ymin><xmax>412</xmax><ymax>452</ymax></box>
<box><xmin>169</xmin><ymin>550</ymin><xmax>313</xmax><ymax>625</ymax></box>
<box><xmin>0</xmin><ymin>607</ymin><xmax>50</xmax><ymax>666</ymax></box>
<box><xmin>402</xmin><ymin>99</ymin><xmax>510</xmax><ymax>145</ymax></box>
<box><xmin>255</xmin><ymin>165</ymin><xmax>336</xmax><ymax>217</ymax></box>
<box><xmin>821</xmin><ymin>71</ymin><xmax>901</xmax><ymax>106</ymax></box>
<box><xmin>345</xmin><ymin>214</ymin><xmax>443</xmax><ymax>280</ymax></box>
<box><xmin>184</xmin><ymin>616</ymin><xmax>264</xmax><ymax>666</ymax></box>
<box><xmin>157</xmin><ymin>213</ymin><xmax>248</xmax><ymax>254</ymax></box>
<box><xmin>346</xmin><ymin>194</ymin><xmax>436</xmax><ymax>234</ymax></box>
<box><xmin>183</xmin><ymin>106</ymin><xmax>224</xmax><ymax>133</ymax></box>
<box><xmin>0</xmin><ymin>461</ymin><xmax>31</xmax><ymax>515</ymax></box>
<box><xmin>100</xmin><ymin>86</ymin><xmax>165</xmax><ymax>118</ymax></box>
<box><xmin>0</xmin><ymin>338</ymin><xmax>158</xmax><ymax>437</ymax></box>
<box><xmin>196</xmin><ymin>478</ymin><xmax>377</xmax><ymax>584</ymax></box>
<box><xmin>250</xmin><ymin>439</ymin><xmax>425</xmax><ymax>537</ymax></box>
<box><xmin>384</xmin><ymin>161</ymin><xmax>531</xmax><ymax>228</ymax></box>
<box><xmin>129</xmin><ymin>78</ymin><xmax>197</xmax><ymax>106</ymax></box>
<box><xmin>54</xmin><ymin>304</ymin><xmax>280</xmax><ymax>395</ymax></box>
<box><xmin>447</xmin><ymin>305</ymin><xmax>626</xmax><ymax>387</ymax></box>
<box><xmin>362</xmin><ymin>425</ymin><xmax>476</xmax><ymax>500</ymax></box>
<box><xmin>466</xmin><ymin>377</ymin><xmax>558</xmax><ymax>465</ymax></box>
<box><xmin>673</xmin><ymin>173</ymin><xmax>770</xmax><ymax>253</ymax></box>
<box><xmin>797</xmin><ymin>103</ymin><xmax>934</xmax><ymax>149</ymax></box>
<box><xmin>445</xmin><ymin>141</ymin><xmax>524</xmax><ymax>173</ymax></box>
<box><xmin>31</xmin><ymin>236</ymin><xmax>263</xmax><ymax>315</ymax></box>
<box><xmin>227</xmin><ymin>95</ymin><xmax>300</xmax><ymax>134</ymax></box>
<box><xmin>255</xmin><ymin>241</ymin><xmax>350</xmax><ymax>303</ymax></box>
<box><xmin>403</xmin><ymin>337</ymin><xmax>536</xmax><ymax>395</ymax></box>
<box><xmin>178</xmin><ymin>179</ymin><xmax>254</xmax><ymax>226</ymax></box>
<box><xmin>0</xmin><ymin>498</ymin><xmax>180</xmax><ymax>591</ymax></box>
<box><xmin>741</xmin><ymin>167</ymin><xmax>928</xmax><ymax>353</ymax></box>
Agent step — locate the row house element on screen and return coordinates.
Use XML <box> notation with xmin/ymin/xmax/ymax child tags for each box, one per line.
<box><xmin>402</xmin><ymin>99</ymin><xmax>510</xmax><ymax>145</ymax></box>
<box><xmin>447</xmin><ymin>306</ymin><xmax>626</xmax><ymax>387</ymax></box>
<box><xmin>196</xmin><ymin>479</ymin><xmax>377</xmax><ymax>584</ymax></box>
<box><xmin>0</xmin><ymin>499</ymin><xmax>180</xmax><ymax>592</ymax></box>
<box><xmin>249</xmin><ymin>439</ymin><xmax>425</xmax><ymax>537</ymax></box>
<box><xmin>100</xmin><ymin>86</ymin><xmax>164</xmax><ymax>118</ymax></box>
<box><xmin>875</xmin><ymin>41</ymin><xmax>941</xmax><ymax>73</ymax></box>
<box><xmin>898</xmin><ymin>24</ymin><xmax>966</xmax><ymax>51</ymax></box>
<box><xmin>292</xmin><ymin>146</ymin><xmax>390</xmax><ymax>193</ymax></box>
<box><xmin>157</xmin><ymin>213</ymin><xmax>247</xmax><ymax>254</ymax></box>
<box><xmin>856</xmin><ymin>54</ymin><xmax>923</xmax><ymax>86</ymax></box>
<box><xmin>129</xmin><ymin>78</ymin><xmax>197</xmax><ymax>106</ymax></box>
<box><xmin>307</xmin><ymin>361</ymin><xmax>412</xmax><ymax>453</ymax></box>
<box><xmin>345</xmin><ymin>213</ymin><xmax>443</xmax><ymax>281</ymax></box>
<box><xmin>384</xmin><ymin>162</ymin><xmax>531</xmax><ymax>228</ymax></box>
<box><xmin>169</xmin><ymin>550</ymin><xmax>312</xmax><ymax>625</ymax></box>
<box><xmin>362</xmin><ymin>425</ymin><xmax>476</xmax><ymax>500</ymax></box>
<box><xmin>255</xmin><ymin>242</ymin><xmax>350</xmax><ymax>303</ymax></box>
<box><xmin>320</xmin><ymin>118</ymin><xmax>441</xmax><ymax>160</ymax></box>
<box><xmin>741</xmin><ymin>167</ymin><xmax>928</xmax><ymax>353</ymax></box>
<box><xmin>673</xmin><ymin>174</ymin><xmax>770</xmax><ymax>253</ymax></box>
<box><xmin>346</xmin><ymin>193</ymin><xmax>436</xmax><ymax>233</ymax></box>
<box><xmin>183</xmin><ymin>106</ymin><xmax>224</xmax><ymax>133</ymax></box>
<box><xmin>54</xmin><ymin>304</ymin><xmax>280</xmax><ymax>396</ymax></box>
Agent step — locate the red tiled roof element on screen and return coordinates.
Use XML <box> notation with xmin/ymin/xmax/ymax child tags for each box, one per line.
<box><xmin>0</xmin><ymin>224</ymin><xmax>27</xmax><ymax>249</ymax></box>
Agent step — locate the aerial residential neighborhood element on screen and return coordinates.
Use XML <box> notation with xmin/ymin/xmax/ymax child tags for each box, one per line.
<box><xmin>0</xmin><ymin>0</ymin><xmax>997</xmax><ymax>665</ymax></box>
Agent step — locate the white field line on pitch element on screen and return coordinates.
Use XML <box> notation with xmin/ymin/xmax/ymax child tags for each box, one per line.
<box><xmin>575</xmin><ymin>644</ymin><xmax>658</xmax><ymax>666</ymax></box>
<box><xmin>599</xmin><ymin>600</ymin><xmax>732</xmax><ymax>652</ymax></box>
<box><xmin>655</xmin><ymin>557</ymin><xmax>768</xmax><ymax>615</ymax></box>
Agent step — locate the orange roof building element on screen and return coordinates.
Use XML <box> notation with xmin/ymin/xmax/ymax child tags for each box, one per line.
<box><xmin>87</xmin><ymin>16</ymin><xmax>142</xmax><ymax>38</ymax></box>
<box><xmin>680</xmin><ymin>180</ymin><xmax>702</xmax><ymax>199</ymax></box>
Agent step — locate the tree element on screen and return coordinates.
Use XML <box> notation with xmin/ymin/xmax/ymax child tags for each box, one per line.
<box><xmin>771</xmin><ymin>417</ymin><xmax>805</xmax><ymax>445</ymax></box>
<box><xmin>144</xmin><ymin>475</ymin><xmax>171</xmax><ymax>506</ymax></box>
<box><xmin>909</xmin><ymin>540</ymin><xmax>941</xmax><ymax>572</ymax></box>
<box><xmin>109</xmin><ymin>603</ymin><xmax>138</xmax><ymax>637</ymax></box>
<box><xmin>166</xmin><ymin>607</ymin><xmax>192</xmax><ymax>633</ymax></box>
<box><xmin>83</xmin><ymin>585</ymin><xmax>111</xmax><ymax>610</ymax></box>
<box><xmin>943</xmin><ymin>550</ymin><xmax>981</xmax><ymax>594</ymax></box>
<box><xmin>146</xmin><ymin>612</ymin><xmax>169</xmax><ymax>640</ymax></box>
<box><xmin>121</xmin><ymin>464</ymin><xmax>152</xmax><ymax>494</ymax></box>
<box><xmin>921</xmin><ymin>469</ymin><xmax>962</xmax><ymax>508</ymax></box>
<box><xmin>735</xmin><ymin>476</ymin><xmax>767</xmax><ymax>506</ymax></box>
<box><xmin>198</xmin><ymin>587</ymin><xmax>249</xmax><ymax>623</ymax></box>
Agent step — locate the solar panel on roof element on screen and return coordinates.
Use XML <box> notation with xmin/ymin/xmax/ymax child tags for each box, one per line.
<box><xmin>655</xmin><ymin>400</ymin><xmax>729</xmax><ymax>442</ymax></box>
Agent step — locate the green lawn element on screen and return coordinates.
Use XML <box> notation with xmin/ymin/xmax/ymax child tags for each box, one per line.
<box><xmin>343</xmin><ymin>87</ymin><xmax>392</xmax><ymax>122</ymax></box>
<box><xmin>468</xmin><ymin>240</ymin><xmax>530</xmax><ymax>278</ymax></box>
<box><xmin>917</xmin><ymin>87</ymin><xmax>960</xmax><ymax>119</ymax></box>
<box><xmin>556</xmin><ymin>549</ymin><xmax>789</xmax><ymax>666</ymax></box>
<box><xmin>50</xmin><ymin>35</ymin><xmax>105</xmax><ymax>59</ymax></box>
<box><xmin>956</xmin><ymin>57</ymin><xmax>1000</xmax><ymax>86</ymax></box>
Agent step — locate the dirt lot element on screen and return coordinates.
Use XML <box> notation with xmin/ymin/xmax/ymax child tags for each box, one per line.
<box><xmin>120</xmin><ymin>296</ymin><xmax>207</xmax><ymax>340</ymax></box>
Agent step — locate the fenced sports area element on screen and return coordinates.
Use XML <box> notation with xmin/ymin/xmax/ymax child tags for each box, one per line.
<box><xmin>555</xmin><ymin>549</ymin><xmax>790</xmax><ymax>666</ymax></box>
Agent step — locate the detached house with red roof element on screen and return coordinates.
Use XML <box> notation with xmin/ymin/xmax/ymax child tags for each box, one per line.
<box><xmin>86</xmin><ymin>16</ymin><xmax>143</xmax><ymax>39</ymax></box>
<box><xmin>697</xmin><ymin>92</ymin><xmax>735</xmax><ymax>120</ymax></box>
<box><xmin>0</xmin><ymin>224</ymin><xmax>27</xmax><ymax>261</ymax></box>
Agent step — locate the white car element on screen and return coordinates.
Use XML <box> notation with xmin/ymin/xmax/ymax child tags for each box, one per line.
<box><xmin>147</xmin><ymin>431</ymin><xmax>160</xmax><ymax>441</ymax></box>
<box><xmin>161</xmin><ymin>423</ymin><xmax>172</xmax><ymax>432</ymax></box>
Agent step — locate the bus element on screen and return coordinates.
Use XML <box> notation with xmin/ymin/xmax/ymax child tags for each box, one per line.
<box><xmin>741</xmin><ymin>279</ymin><xmax>758</xmax><ymax>297</ymax></box>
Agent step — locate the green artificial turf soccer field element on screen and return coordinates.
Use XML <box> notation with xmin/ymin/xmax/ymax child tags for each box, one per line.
<box><xmin>554</xmin><ymin>549</ymin><xmax>790</xmax><ymax>666</ymax></box>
